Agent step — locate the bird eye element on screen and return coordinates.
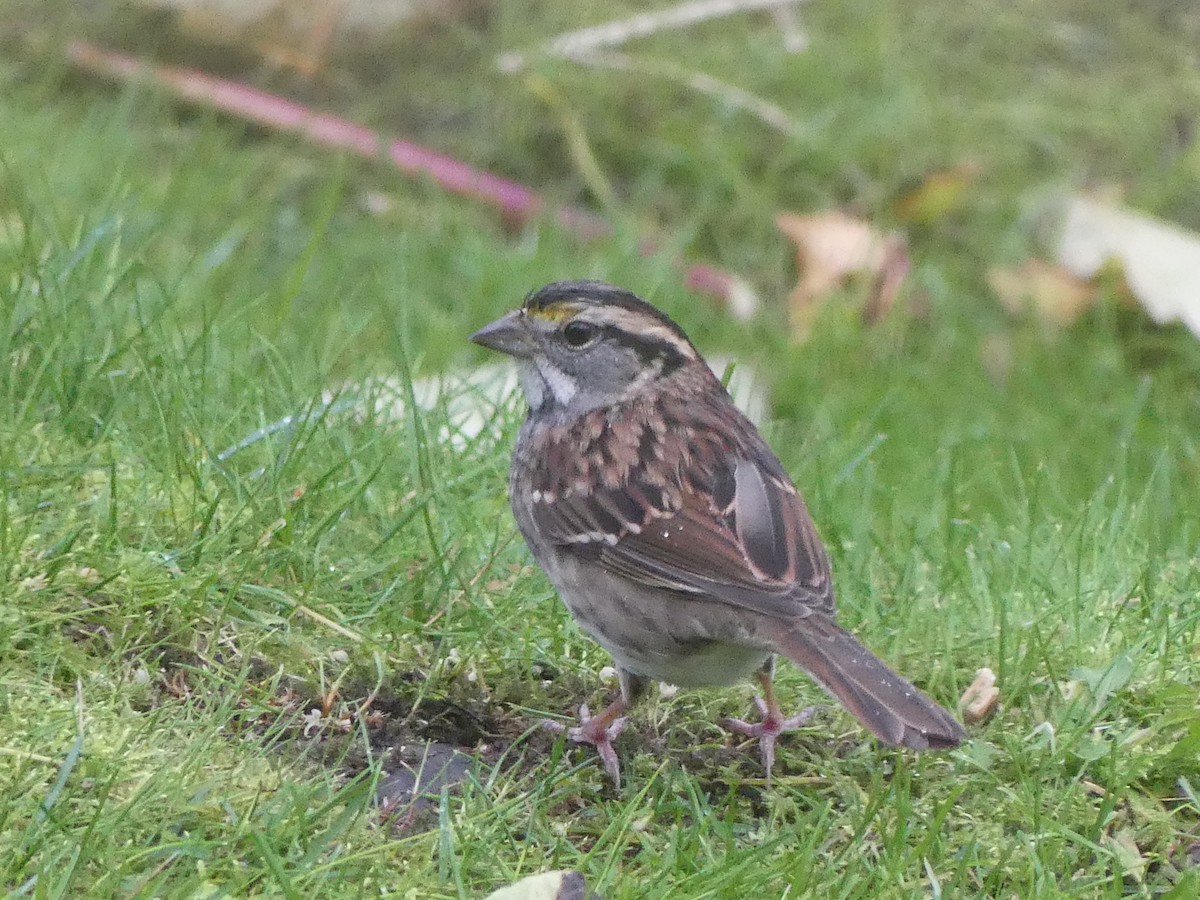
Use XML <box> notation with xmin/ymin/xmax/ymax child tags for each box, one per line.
<box><xmin>562</xmin><ymin>321</ymin><xmax>598</xmax><ymax>349</ymax></box>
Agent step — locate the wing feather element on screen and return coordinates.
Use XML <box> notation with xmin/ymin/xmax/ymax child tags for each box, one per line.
<box><xmin>524</xmin><ymin>400</ymin><xmax>834</xmax><ymax>619</ymax></box>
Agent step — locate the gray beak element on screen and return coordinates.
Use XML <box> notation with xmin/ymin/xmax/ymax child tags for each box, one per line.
<box><xmin>470</xmin><ymin>310</ymin><xmax>534</xmax><ymax>359</ymax></box>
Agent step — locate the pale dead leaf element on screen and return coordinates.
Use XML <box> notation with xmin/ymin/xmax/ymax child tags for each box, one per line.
<box><xmin>220</xmin><ymin>354</ymin><xmax>770</xmax><ymax>464</ymax></box>
<box><xmin>320</xmin><ymin>356</ymin><xmax>767</xmax><ymax>447</ymax></box>
<box><xmin>1102</xmin><ymin>828</ymin><xmax>1148</xmax><ymax>884</ymax></box>
<box><xmin>1057</xmin><ymin>195</ymin><xmax>1200</xmax><ymax>339</ymax></box>
<box><xmin>484</xmin><ymin>870</ymin><xmax>598</xmax><ymax>900</ymax></box>
<box><xmin>987</xmin><ymin>258</ymin><xmax>1097</xmax><ymax>326</ymax></box>
<box><xmin>960</xmin><ymin>667</ymin><xmax>1000</xmax><ymax>725</ymax></box>
<box><xmin>776</xmin><ymin>210</ymin><xmax>909</xmax><ymax>340</ymax></box>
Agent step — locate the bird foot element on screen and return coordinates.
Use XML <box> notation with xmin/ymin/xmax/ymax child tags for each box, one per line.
<box><xmin>543</xmin><ymin>703</ymin><xmax>628</xmax><ymax>785</ymax></box>
<box><xmin>723</xmin><ymin>696</ymin><xmax>817</xmax><ymax>783</ymax></box>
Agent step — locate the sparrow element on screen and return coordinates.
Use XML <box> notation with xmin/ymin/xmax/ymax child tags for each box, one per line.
<box><xmin>471</xmin><ymin>280</ymin><xmax>964</xmax><ymax>783</ymax></box>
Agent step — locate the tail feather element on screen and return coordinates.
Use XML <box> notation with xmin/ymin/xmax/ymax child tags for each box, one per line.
<box><xmin>770</xmin><ymin>617</ymin><xmax>964</xmax><ymax>750</ymax></box>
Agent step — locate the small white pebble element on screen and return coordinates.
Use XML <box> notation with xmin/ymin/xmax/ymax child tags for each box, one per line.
<box><xmin>658</xmin><ymin>683</ymin><xmax>679</xmax><ymax>699</ymax></box>
<box><xmin>329</xmin><ymin>649</ymin><xmax>349</xmax><ymax>665</ymax></box>
<box><xmin>598</xmin><ymin>666</ymin><xmax>618</xmax><ymax>682</ymax></box>
<box><xmin>131</xmin><ymin>667</ymin><xmax>150</xmax><ymax>686</ymax></box>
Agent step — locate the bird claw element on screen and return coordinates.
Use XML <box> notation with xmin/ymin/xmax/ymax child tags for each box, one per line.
<box><xmin>723</xmin><ymin>701</ymin><xmax>817</xmax><ymax>783</ymax></box>
<box><xmin>543</xmin><ymin>704</ymin><xmax>628</xmax><ymax>785</ymax></box>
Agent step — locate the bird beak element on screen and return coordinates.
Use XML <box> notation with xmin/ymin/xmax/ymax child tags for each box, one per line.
<box><xmin>470</xmin><ymin>310</ymin><xmax>534</xmax><ymax>359</ymax></box>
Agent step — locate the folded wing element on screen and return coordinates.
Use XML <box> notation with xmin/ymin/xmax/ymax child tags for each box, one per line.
<box><xmin>529</xmin><ymin>439</ymin><xmax>834</xmax><ymax>621</ymax></box>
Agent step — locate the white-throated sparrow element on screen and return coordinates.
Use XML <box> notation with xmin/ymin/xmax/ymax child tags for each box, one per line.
<box><xmin>472</xmin><ymin>281</ymin><xmax>964</xmax><ymax>783</ymax></box>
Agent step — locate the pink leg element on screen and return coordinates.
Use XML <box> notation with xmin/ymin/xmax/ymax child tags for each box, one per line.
<box><xmin>543</xmin><ymin>669</ymin><xmax>646</xmax><ymax>785</ymax></box>
<box><xmin>544</xmin><ymin>700</ymin><xmax>629</xmax><ymax>784</ymax></box>
<box><xmin>723</xmin><ymin>667</ymin><xmax>816</xmax><ymax>784</ymax></box>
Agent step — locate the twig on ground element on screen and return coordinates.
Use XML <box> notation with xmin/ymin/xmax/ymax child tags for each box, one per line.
<box><xmin>497</xmin><ymin>0</ymin><xmax>810</xmax><ymax>71</ymax></box>
<box><xmin>574</xmin><ymin>51</ymin><xmax>806</xmax><ymax>138</ymax></box>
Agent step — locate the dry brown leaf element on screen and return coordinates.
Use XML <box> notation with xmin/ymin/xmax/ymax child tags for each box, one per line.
<box><xmin>959</xmin><ymin>667</ymin><xmax>1000</xmax><ymax>725</ymax></box>
<box><xmin>987</xmin><ymin>258</ymin><xmax>1097</xmax><ymax>326</ymax></box>
<box><xmin>776</xmin><ymin>210</ymin><xmax>908</xmax><ymax>340</ymax></box>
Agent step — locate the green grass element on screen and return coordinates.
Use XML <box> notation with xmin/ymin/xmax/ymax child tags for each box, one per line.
<box><xmin>2</xmin><ymin>2</ymin><xmax>1200</xmax><ymax>897</ymax></box>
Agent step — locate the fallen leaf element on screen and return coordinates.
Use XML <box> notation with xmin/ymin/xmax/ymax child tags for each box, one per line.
<box><xmin>484</xmin><ymin>870</ymin><xmax>600</xmax><ymax>900</ymax></box>
<box><xmin>987</xmin><ymin>258</ymin><xmax>1097</xmax><ymax>326</ymax></box>
<box><xmin>893</xmin><ymin>161</ymin><xmax>983</xmax><ymax>225</ymax></box>
<box><xmin>1057</xmin><ymin>195</ymin><xmax>1200</xmax><ymax>339</ymax></box>
<box><xmin>1102</xmin><ymin>828</ymin><xmax>1148</xmax><ymax>884</ymax></box>
<box><xmin>776</xmin><ymin>210</ymin><xmax>909</xmax><ymax>340</ymax></box>
<box><xmin>217</xmin><ymin>354</ymin><xmax>768</xmax><ymax>460</ymax></box>
<box><xmin>960</xmin><ymin>667</ymin><xmax>1000</xmax><ymax>725</ymax></box>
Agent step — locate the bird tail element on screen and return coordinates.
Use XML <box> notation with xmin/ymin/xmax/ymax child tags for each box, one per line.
<box><xmin>770</xmin><ymin>616</ymin><xmax>965</xmax><ymax>749</ymax></box>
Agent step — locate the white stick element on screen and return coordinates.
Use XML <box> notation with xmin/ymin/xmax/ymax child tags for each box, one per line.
<box><xmin>499</xmin><ymin>0</ymin><xmax>810</xmax><ymax>71</ymax></box>
<box><xmin>577</xmin><ymin>52</ymin><xmax>806</xmax><ymax>137</ymax></box>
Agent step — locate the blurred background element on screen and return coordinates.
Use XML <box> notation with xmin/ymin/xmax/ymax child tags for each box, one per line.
<box><xmin>4</xmin><ymin>0</ymin><xmax>1197</xmax><ymax>509</ymax></box>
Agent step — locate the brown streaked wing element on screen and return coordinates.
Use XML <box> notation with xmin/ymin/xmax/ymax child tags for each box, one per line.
<box><xmin>530</xmin><ymin>453</ymin><xmax>834</xmax><ymax>620</ymax></box>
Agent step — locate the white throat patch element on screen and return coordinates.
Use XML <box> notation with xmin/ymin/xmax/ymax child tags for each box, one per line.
<box><xmin>534</xmin><ymin>358</ymin><xmax>578</xmax><ymax>407</ymax></box>
<box><xmin>518</xmin><ymin>359</ymin><xmax>577</xmax><ymax>409</ymax></box>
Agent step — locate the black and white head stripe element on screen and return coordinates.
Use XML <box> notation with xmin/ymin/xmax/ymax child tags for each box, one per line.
<box><xmin>524</xmin><ymin>281</ymin><xmax>698</xmax><ymax>370</ymax></box>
